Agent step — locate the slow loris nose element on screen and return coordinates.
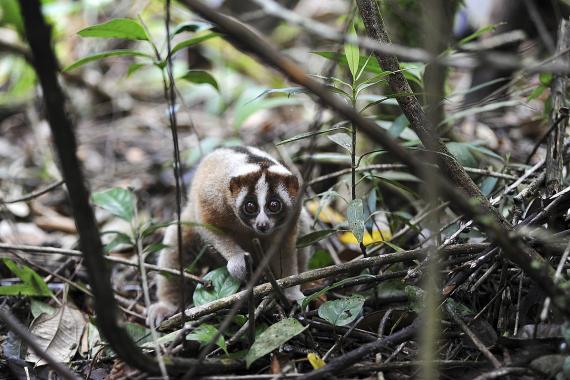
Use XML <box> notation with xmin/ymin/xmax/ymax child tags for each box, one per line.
<box><xmin>256</xmin><ymin>222</ymin><xmax>269</xmax><ymax>233</ymax></box>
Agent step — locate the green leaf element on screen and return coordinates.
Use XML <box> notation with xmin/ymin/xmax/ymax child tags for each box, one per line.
<box><xmin>104</xmin><ymin>231</ymin><xmax>134</xmax><ymax>253</ymax></box>
<box><xmin>468</xmin><ymin>144</ymin><xmax>504</xmax><ymax>162</ymax></box>
<box><xmin>186</xmin><ymin>323</ymin><xmax>227</xmax><ymax>353</ymax></box>
<box><xmin>318</xmin><ymin>295</ymin><xmax>365</xmax><ymax>326</ymax></box>
<box><xmin>171</xmin><ymin>32</ymin><xmax>219</xmax><ymax>56</ymax></box>
<box><xmin>0</xmin><ymin>259</ymin><xmax>53</xmax><ymax>297</ymax></box>
<box><xmin>442</xmin><ymin>100</ymin><xmax>520</xmax><ymax>125</ymax></box>
<box><xmin>143</xmin><ymin>243</ymin><xmax>169</xmax><ymax>255</ymax></box>
<box><xmin>313</xmin><ymin>51</ymin><xmax>423</xmax><ymax>84</ymax></box>
<box><xmin>141</xmin><ymin>221</ymin><xmax>175</xmax><ymax>238</ymax></box>
<box><xmin>480</xmin><ymin>176</ymin><xmax>498</xmax><ymax>197</ymax></box>
<box><xmin>91</xmin><ymin>187</ymin><xmax>135</xmax><ymax>222</ymax></box>
<box><xmin>302</xmin><ymin>275</ymin><xmax>373</xmax><ymax>309</ymax></box>
<box><xmin>125</xmin><ymin>322</ymin><xmax>153</xmax><ymax>346</ymax></box>
<box><xmin>539</xmin><ymin>72</ymin><xmax>553</xmax><ymax>86</ymax></box>
<box><xmin>388</xmin><ymin>114</ymin><xmax>409</xmax><ymax>138</ymax></box>
<box><xmin>302</xmin><ymin>153</ymin><xmax>351</xmax><ymax>165</ymax></box>
<box><xmin>347</xmin><ymin>199</ymin><xmax>365</xmax><ymax>244</ymax></box>
<box><xmin>376</xmin><ymin>269</ymin><xmax>405</xmax><ymax>296</ymax></box>
<box><xmin>296</xmin><ymin>229</ymin><xmax>337</xmax><ymax>248</ymax></box>
<box><xmin>276</xmin><ymin>124</ymin><xmax>349</xmax><ymax>146</ymax></box>
<box><xmin>193</xmin><ymin>267</ymin><xmax>241</xmax><ymax>306</ymax></box>
<box><xmin>181</xmin><ymin>70</ymin><xmax>219</xmax><ymax>91</ymax></box>
<box><xmin>327</xmin><ymin>133</ymin><xmax>352</xmax><ymax>153</ymax></box>
<box><xmin>446</xmin><ymin>142</ymin><xmax>478</xmax><ymax>168</ymax></box>
<box><xmin>63</xmin><ymin>50</ymin><xmax>153</xmax><ymax>72</ymax></box>
<box><xmin>127</xmin><ymin>63</ymin><xmax>146</xmax><ymax>77</ymax></box>
<box><xmin>344</xmin><ymin>24</ymin><xmax>359</xmax><ymax>80</ymax></box>
<box><xmin>308</xmin><ymin>250</ymin><xmax>334</xmax><ymax>270</ymax></box>
<box><xmin>445</xmin><ymin>298</ymin><xmax>474</xmax><ymax>317</ymax></box>
<box><xmin>458</xmin><ymin>24</ymin><xmax>499</xmax><ymax>45</ymax></box>
<box><xmin>172</xmin><ymin>21</ymin><xmax>212</xmax><ymax>36</ymax></box>
<box><xmin>528</xmin><ymin>86</ymin><xmax>546</xmax><ymax>101</ymax></box>
<box><xmin>245</xmin><ymin>318</ymin><xmax>307</xmax><ymax>368</ymax></box>
<box><xmin>78</xmin><ymin>18</ymin><xmax>148</xmax><ymax>41</ymax></box>
<box><xmin>360</xmin><ymin>96</ymin><xmax>391</xmax><ymax>113</ymax></box>
<box><xmin>404</xmin><ymin>285</ymin><xmax>424</xmax><ymax>313</ymax></box>
<box><xmin>380</xmin><ymin>241</ymin><xmax>405</xmax><ymax>252</ymax></box>
<box><xmin>0</xmin><ymin>0</ymin><xmax>24</xmax><ymax>35</ymax></box>
<box><xmin>30</xmin><ymin>300</ymin><xmax>56</xmax><ymax>318</ymax></box>
<box><xmin>253</xmin><ymin>87</ymin><xmax>307</xmax><ymax>101</ymax></box>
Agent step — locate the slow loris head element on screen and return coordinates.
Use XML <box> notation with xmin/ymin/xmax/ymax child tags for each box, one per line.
<box><xmin>228</xmin><ymin>147</ymin><xmax>300</xmax><ymax>236</ymax></box>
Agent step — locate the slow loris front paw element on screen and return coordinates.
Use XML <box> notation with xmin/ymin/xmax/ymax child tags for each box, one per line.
<box><xmin>227</xmin><ymin>253</ymin><xmax>247</xmax><ymax>281</ymax></box>
<box><xmin>146</xmin><ymin>301</ymin><xmax>178</xmax><ymax>328</ymax></box>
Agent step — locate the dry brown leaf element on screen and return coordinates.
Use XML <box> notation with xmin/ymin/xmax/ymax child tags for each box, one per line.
<box><xmin>25</xmin><ymin>303</ymin><xmax>86</xmax><ymax>366</ymax></box>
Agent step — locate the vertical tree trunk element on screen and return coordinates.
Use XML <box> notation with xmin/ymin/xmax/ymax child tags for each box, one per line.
<box><xmin>545</xmin><ymin>19</ymin><xmax>570</xmax><ymax>196</ymax></box>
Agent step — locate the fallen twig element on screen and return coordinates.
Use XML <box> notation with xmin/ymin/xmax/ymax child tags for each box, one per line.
<box><xmin>2</xmin><ymin>180</ymin><xmax>64</xmax><ymax>204</ymax></box>
<box><xmin>445</xmin><ymin>304</ymin><xmax>501</xmax><ymax>368</ymax></box>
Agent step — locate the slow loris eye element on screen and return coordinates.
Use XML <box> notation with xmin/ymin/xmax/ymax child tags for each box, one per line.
<box><xmin>267</xmin><ymin>200</ymin><xmax>282</xmax><ymax>213</ymax></box>
<box><xmin>243</xmin><ymin>201</ymin><xmax>258</xmax><ymax>215</ymax></box>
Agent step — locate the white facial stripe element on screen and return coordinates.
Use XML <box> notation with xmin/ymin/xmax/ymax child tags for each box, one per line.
<box><xmin>232</xmin><ymin>163</ymin><xmax>261</xmax><ymax>177</ymax></box>
<box><xmin>235</xmin><ymin>188</ymin><xmax>248</xmax><ymax>208</ymax></box>
<box><xmin>254</xmin><ymin>173</ymin><xmax>273</xmax><ymax>230</ymax></box>
<box><xmin>276</xmin><ymin>184</ymin><xmax>292</xmax><ymax>206</ymax></box>
<box><xmin>256</xmin><ymin>211</ymin><xmax>270</xmax><ymax>225</ymax></box>
<box><xmin>267</xmin><ymin>164</ymin><xmax>292</xmax><ymax>176</ymax></box>
<box><xmin>248</xmin><ymin>147</ymin><xmax>279</xmax><ymax>163</ymax></box>
<box><xmin>255</xmin><ymin>173</ymin><xmax>268</xmax><ymax>211</ymax></box>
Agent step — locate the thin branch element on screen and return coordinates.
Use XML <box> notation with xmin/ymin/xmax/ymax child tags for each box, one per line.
<box><xmin>244</xmin><ymin>252</ymin><xmax>256</xmax><ymax>346</ymax></box>
<box><xmin>252</xmin><ymin>238</ymin><xmax>290</xmax><ymax>309</ymax></box>
<box><xmin>0</xmin><ymin>243</ymin><xmax>206</xmax><ymax>284</ymax></box>
<box><xmin>445</xmin><ymin>304</ymin><xmax>501</xmax><ymax>368</ymax></box>
<box><xmin>308</xmin><ymin>164</ymin><xmax>518</xmax><ymax>186</ymax></box>
<box><xmin>134</xmin><ymin>209</ymin><xmax>168</xmax><ymax>378</ymax></box>
<box><xmin>2</xmin><ymin>180</ymin><xmax>64</xmax><ymax>204</ymax></box>
<box><xmin>524</xmin><ymin>113</ymin><xmax>568</xmax><ymax>166</ymax></box>
<box><xmin>163</xmin><ymin>0</ymin><xmax>187</xmax><ymax>325</ymax></box>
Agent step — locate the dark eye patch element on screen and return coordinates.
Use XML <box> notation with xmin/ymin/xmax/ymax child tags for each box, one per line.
<box><xmin>243</xmin><ymin>200</ymin><xmax>258</xmax><ymax>215</ymax></box>
<box><xmin>238</xmin><ymin>195</ymin><xmax>259</xmax><ymax>225</ymax></box>
<box><xmin>266</xmin><ymin>199</ymin><xmax>282</xmax><ymax>213</ymax></box>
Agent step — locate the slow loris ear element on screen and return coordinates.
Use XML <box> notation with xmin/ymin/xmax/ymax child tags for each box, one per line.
<box><xmin>229</xmin><ymin>176</ymin><xmax>242</xmax><ymax>195</ymax></box>
<box><xmin>285</xmin><ymin>175</ymin><xmax>300</xmax><ymax>197</ymax></box>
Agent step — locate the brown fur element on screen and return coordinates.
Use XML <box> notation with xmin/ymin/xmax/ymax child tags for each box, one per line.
<box><xmin>146</xmin><ymin>147</ymin><xmax>309</xmax><ymax>328</ymax></box>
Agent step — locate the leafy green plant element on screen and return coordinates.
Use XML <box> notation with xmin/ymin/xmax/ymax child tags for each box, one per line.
<box><xmin>0</xmin><ymin>259</ymin><xmax>53</xmax><ymax>297</ymax></box>
<box><xmin>64</xmin><ymin>18</ymin><xmax>219</xmax><ymax>91</ymax></box>
<box><xmin>186</xmin><ymin>323</ymin><xmax>228</xmax><ymax>353</ymax></box>
<box><xmin>193</xmin><ymin>267</ymin><xmax>241</xmax><ymax>306</ymax></box>
<box><xmin>91</xmin><ymin>187</ymin><xmax>169</xmax><ymax>256</ymax></box>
